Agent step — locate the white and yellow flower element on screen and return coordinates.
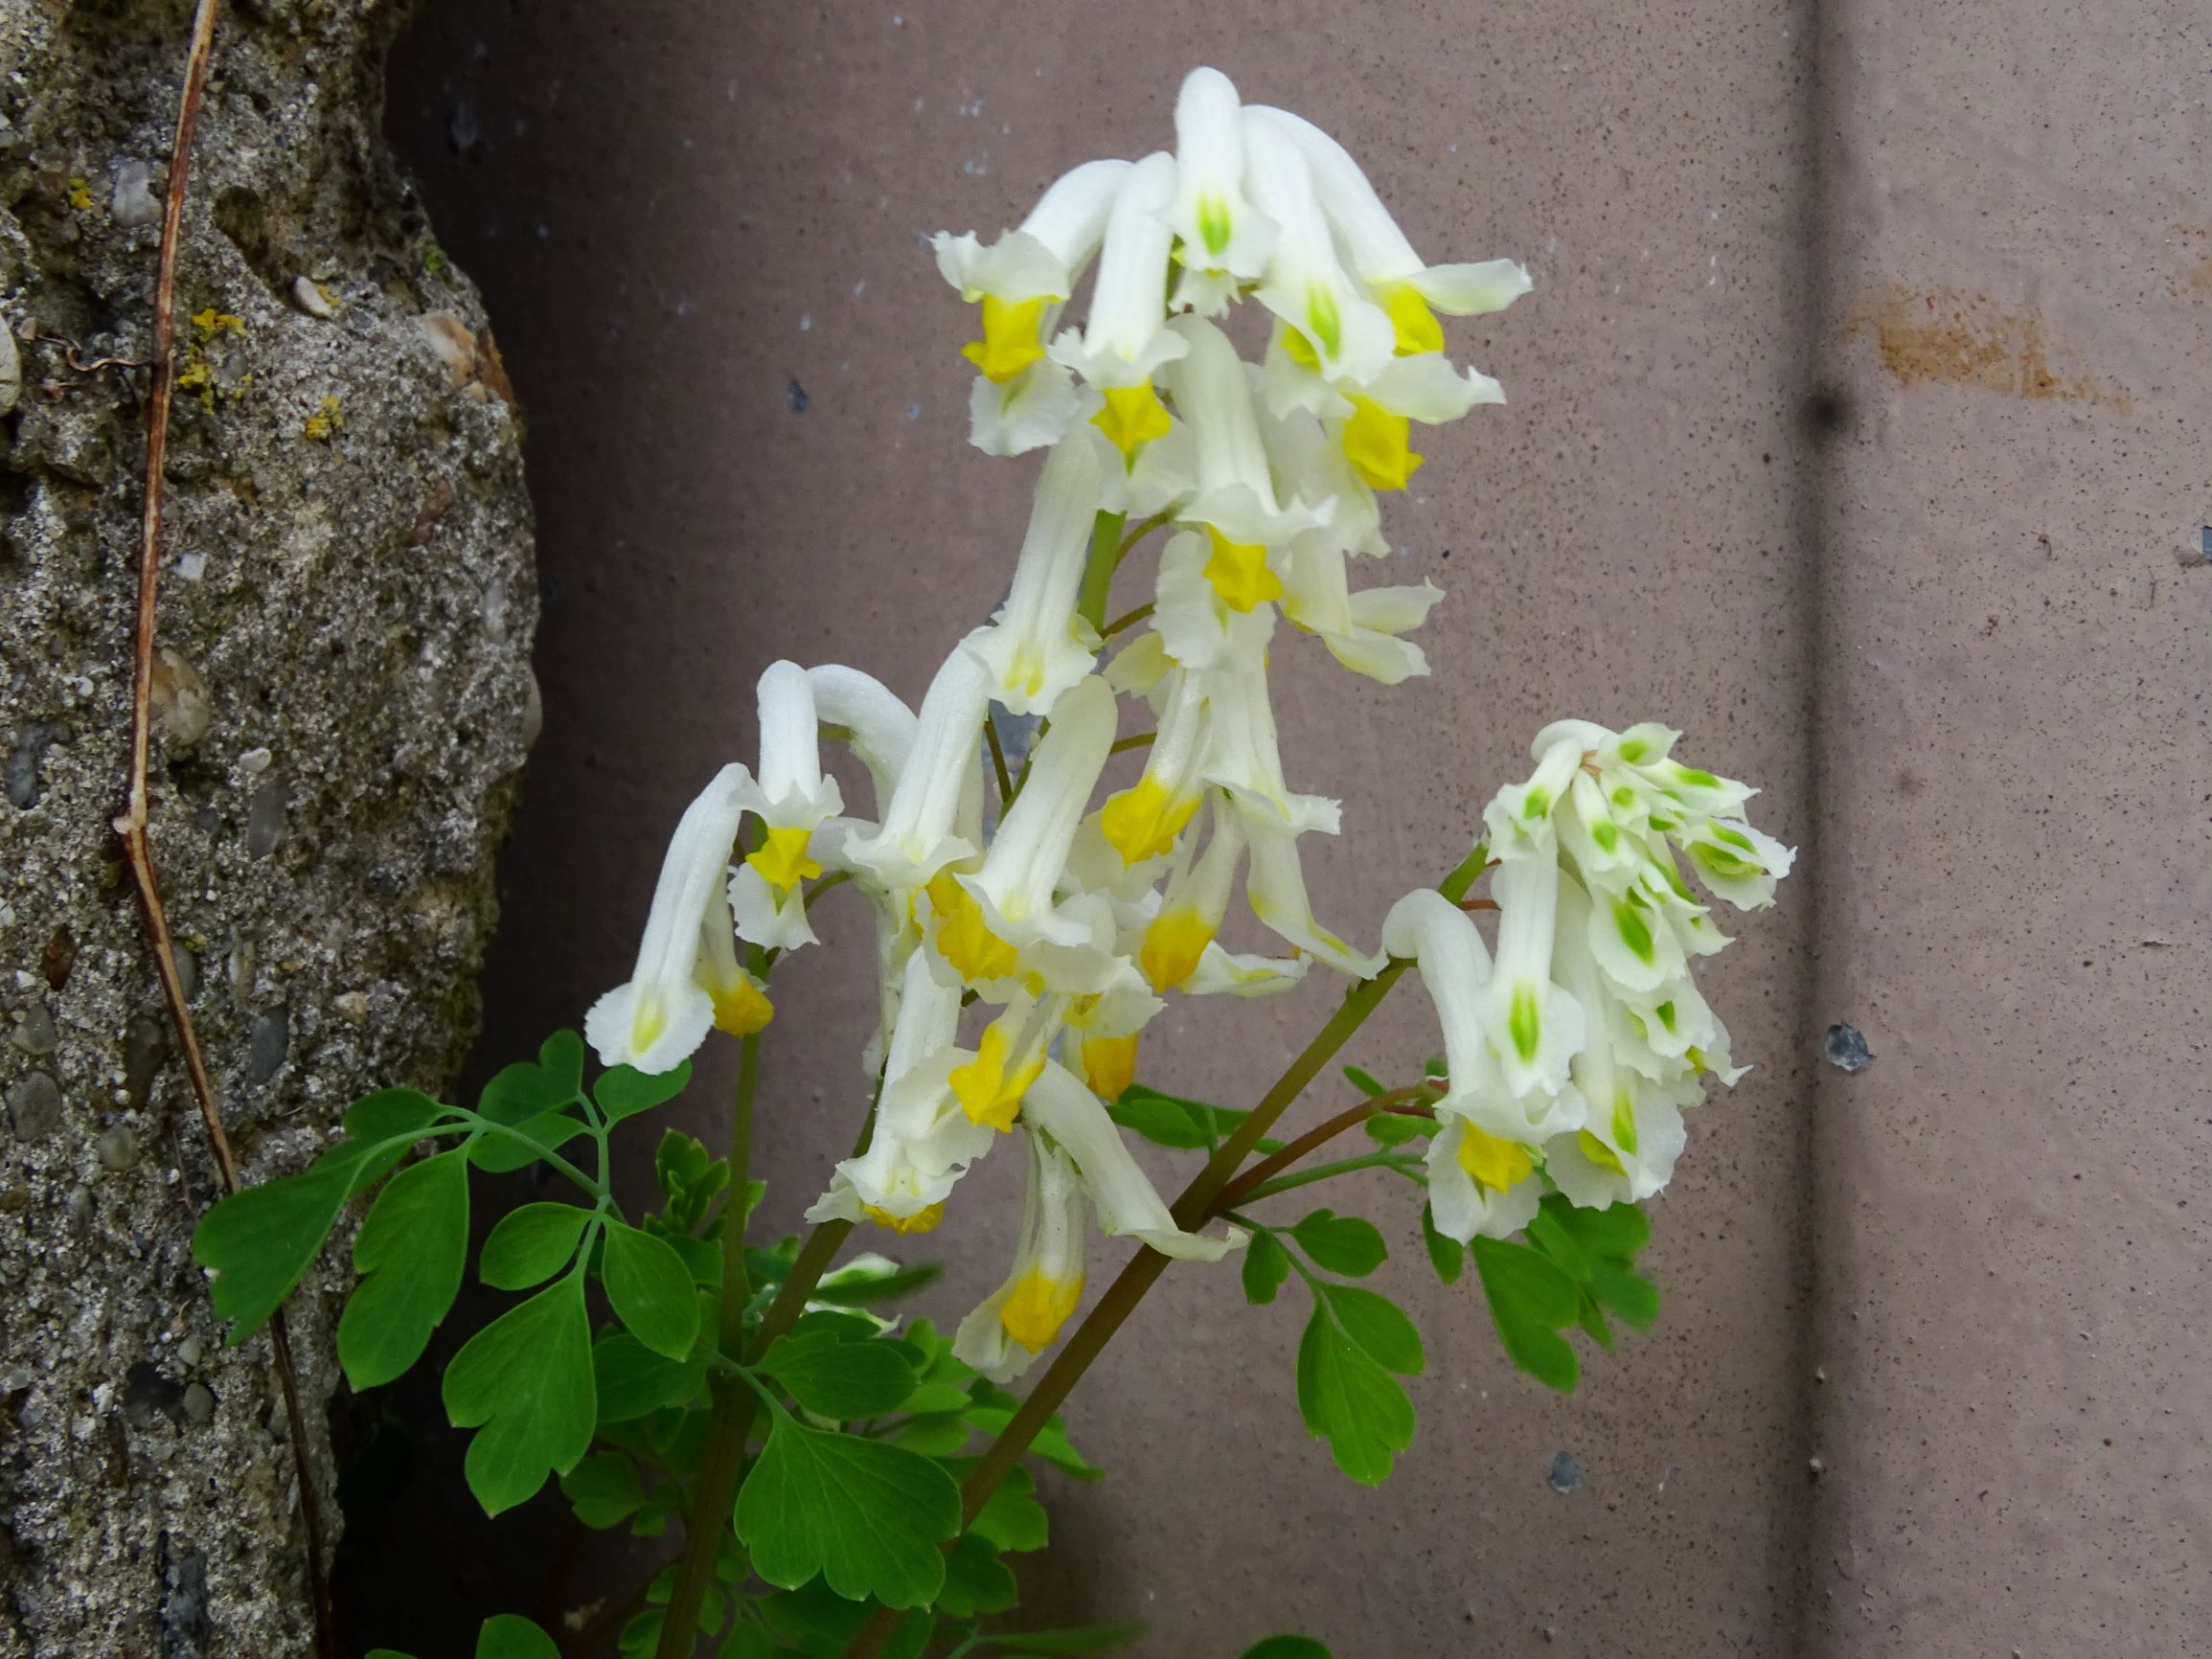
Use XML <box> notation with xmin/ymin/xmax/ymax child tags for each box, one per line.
<box><xmin>843</xmin><ymin>644</ymin><xmax>991</xmax><ymax>904</ymax></box>
<box><xmin>952</xmin><ymin>1125</ymin><xmax>1090</xmax><ymax>1381</ymax></box>
<box><xmin>967</xmin><ymin>427</ymin><xmax>1112</xmax><ymax>716</ymax></box>
<box><xmin>585</xmin><ymin>764</ymin><xmax>766</xmax><ymax>1073</ymax></box>
<box><xmin>1238</xmin><ymin>107</ymin><xmax>1395</xmax><ymax>388</ymax></box>
<box><xmin>936</xmin><ymin>157</ymin><xmax>1132</xmax><ymax>455</ymax></box>
<box><xmin>1048</xmin><ymin>152</ymin><xmax>1186</xmax><ymax>464</ymax></box>
<box><xmin>726</xmin><ymin>661</ymin><xmax>844</xmax><ymax>952</ymax></box>
<box><xmin>1097</xmin><ymin>667</ymin><xmax>1210</xmax><ymax>868</ymax></box>
<box><xmin>1161</xmin><ymin>67</ymin><xmax>1277</xmax><ymax>316</ymax></box>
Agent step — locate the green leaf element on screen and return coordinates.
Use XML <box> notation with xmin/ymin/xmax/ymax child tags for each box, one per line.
<box><xmin>1420</xmin><ymin>1202</ymin><xmax>1464</xmax><ymax>1284</ymax></box>
<box><xmin>1362</xmin><ymin>1111</ymin><xmax>1428</xmax><ymax>1147</ymax></box>
<box><xmin>1541</xmin><ymin>1195</ymin><xmax>1659</xmax><ymax>1329</ymax></box>
<box><xmin>761</xmin><ymin>1581</ymin><xmax>930</xmax><ymax>1658</ymax></box>
<box><xmin>366</xmin><ymin>1650</ymin><xmax>419</xmax><ymax>1658</ymax></box>
<box><xmin>1241</xmin><ymin>1229</ymin><xmax>1290</xmax><ymax>1306</ymax></box>
<box><xmin>935</xmin><ymin>1531</ymin><xmax>1017</xmax><ymax>1617</ymax></box>
<box><xmin>1294</xmin><ymin>1294</ymin><xmax>1414</xmax><ymax>1486</ymax></box>
<box><xmin>1341</xmin><ymin>1065</ymin><xmax>1384</xmax><ymax>1098</ymax></box>
<box><xmin>594</xmin><ymin>1330</ymin><xmax>706</xmax><ymax>1422</ymax></box>
<box><xmin>977</xmin><ymin>1625</ymin><xmax>1145</xmax><ymax>1654</ymax></box>
<box><xmin>962</xmin><ymin>1406</ymin><xmax>1103</xmax><ymax>1479</ymax></box>
<box><xmin>1106</xmin><ymin>1086</ymin><xmax>1212</xmax><ymax>1149</ymax></box>
<box><xmin>444</xmin><ymin>1274</ymin><xmax>597</xmax><ymax>1514</ymax></box>
<box><xmin>1239</xmin><ymin>1640</ymin><xmax>1333</xmax><ymax>1659</ymax></box>
<box><xmin>337</xmin><ymin>1149</ymin><xmax>468</xmax><ymax>1389</ymax></box>
<box><xmin>468</xmin><ymin>1109</ymin><xmax>589</xmax><ymax>1174</ymax></box>
<box><xmin>759</xmin><ymin>1331</ymin><xmax>918</xmax><ymax>1420</ymax></box>
<box><xmin>559</xmin><ymin>1452</ymin><xmax>648</xmax><ymax>1529</ymax></box>
<box><xmin>601</xmin><ymin>1220</ymin><xmax>700</xmax><ymax>1360</ymax></box>
<box><xmin>889</xmin><ymin>1413</ymin><xmax>970</xmax><ymax>1456</ymax></box>
<box><xmin>735</xmin><ymin>1411</ymin><xmax>962</xmax><ymax>1607</ymax></box>
<box><xmin>1471</xmin><ymin>1237</ymin><xmax>1581</xmax><ymax>1393</ymax></box>
<box><xmin>966</xmin><ymin>1464</ymin><xmax>1048</xmax><ymax>1554</ymax></box>
<box><xmin>1588</xmin><ymin>1258</ymin><xmax>1660</xmax><ymax>1329</ymax></box>
<box><xmin>481</xmin><ymin>1202</ymin><xmax>593</xmax><ymax>1290</ymax></box>
<box><xmin>1288</xmin><ymin>1209</ymin><xmax>1387</xmax><ymax>1277</ymax></box>
<box><xmin>1318</xmin><ymin>1284</ymin><xmax>1423</xmax><ymax>1375</ymax></box>
<box><xmin>477</xmin><ymin>1034</ymin><xmax>584</xmax><ymax>1126</ymax></box>
<box><xmin>194</xmin><ymin>1155</ymin><xmax>356</xmax><ymax>1342</ymax></box>
<box><xmin>1524</xmin><ymin>1204</ymin><xmax>1588</xmax><ymax>1279</ymax></box>
<box><xmin>809</xmin><ymin>1261</ymin><xmax>944</xmax><ymax>1307</ymax></box>
<box><xmin>344</xmin><ymin>1087</ymin><xmax>446</xmax><ymax>1141</ymax></box>
<box><xmin>476</xmin><ymin>1612</ymin><xmax>560</xmax><ymax>1659</ymax></box>
<box><xmin>595</xmin><ymin>1059</ymin><xmax>692</xmax><ymax>1124</ymax></box>
<box><xmin>901</xmin><ymin>1380</ymin><xmax>974</xmax><ymax>1417</ymax></box>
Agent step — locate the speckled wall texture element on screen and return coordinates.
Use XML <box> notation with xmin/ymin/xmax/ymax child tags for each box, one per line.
<box><xmin>381</xmin><ymin>2</ymin><xmax>2210</xmax><ymax>1654</ymax></box>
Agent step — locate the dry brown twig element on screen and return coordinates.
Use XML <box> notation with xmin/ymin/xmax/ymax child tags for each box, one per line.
<box><xmin>115</xmin><ymin>4</ymin><xmax>336</xmax><ymax>1654</ymax></box>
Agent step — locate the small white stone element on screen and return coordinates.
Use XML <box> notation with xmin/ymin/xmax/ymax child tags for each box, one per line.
<box><xmin>290</xmin><ymin>275</ymin><xmax>338</xmax><ymax>319</ymax></box>
<box><xmin>238</xmin><ymin>746</ymin><xmax>273</xmax><ymax>776</ymax></box>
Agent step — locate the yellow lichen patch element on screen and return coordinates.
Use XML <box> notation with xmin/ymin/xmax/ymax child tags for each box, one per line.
<box><xmin>66</xmin><ymin>178</ymin><xmax>92</xmax><ymax>212</ymax></box>
<box><xmin>1847</xmin><ymin>283</ymin><xmax>2124</xmax><ymax>405</ymax></box>
<box><xmin>302</xmin><ymin>395</ymin><xmax>343</xmax><ymax>443</ymax></box>
<box><xmin>1000</xmin><ymin>1266</ymin><xmax>1083</xmax><ymax>1352</ymax></box>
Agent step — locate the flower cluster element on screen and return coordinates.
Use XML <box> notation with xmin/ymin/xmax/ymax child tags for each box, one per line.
<box><xmin>582</xmin><ymin>68</ymin><xmax>1787</xmax><ymax>1386</ymax></box>
<box><xmin>1384</xmin><ymin>721</ymin><xmax>1793</xmax><ymax>1242</ymax></box>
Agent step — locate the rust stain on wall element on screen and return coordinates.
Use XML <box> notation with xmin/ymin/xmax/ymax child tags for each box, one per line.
<box><xmin>1849</xmin><ymin>284</ymin><xmax>2122</xmax><ymax>404</ymax></box>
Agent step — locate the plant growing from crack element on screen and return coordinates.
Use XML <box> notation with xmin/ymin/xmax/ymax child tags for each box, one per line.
<box><xmin>194</xmin><ymin>65</ymin><xmax>1793</xmax><ymax>1659</ymax></box>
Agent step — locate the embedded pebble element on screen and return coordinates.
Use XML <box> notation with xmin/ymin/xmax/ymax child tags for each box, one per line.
<box><xmin>180</xmin><ymin>1383</ymin><xmax>215</xmax><ymax>1426</ymax></box>
<box><xmin>149</xmin><ymin>647</ymin><xmax>212</xmax><ymax>748</ymax></box>
<box><xmin>244</xmin><ymin>778</ymin><xmax>288</xmax><ymax>858</ymax></box>
<box><xmin>1547</xmin><ymin>1450</ymin><xmax>1585</xmax><ymax>1494</ymax></box>
<box><xmin>6</xmin><ymin>724</ymin><xmax>57</xmax><ymax>808</ymax></box>
<box><xmin>246</xmin><ymin>1008</ymin><xmax>289</xmax><ymax>1083</ymax></box>
<box><xmin>171</xmin><ymin>946</ymin><xmax>198</xmax><ymax>1004</ymax></box>
<box><xmin>290</xmin><ymin>275</ymin><xmax>337</xmax><ymax>319</ymax></box>
<box><xmin>123</xmin><ymin>1015</ymin><xmax>171</xmax><ymax>1106</ymax></box>
<box><xmin>109</xmin><ymin>158</ymin><xmax>161</xmax><ymax>228</ymax></box>
<box><xmin>174</xmin><ymin>1334</ymin><xmax>205</xmax><ymax>1369</ymax></box>
<box><xmin>5</xmin><ymin>1071</ymin><xmax>63</xmax><ymax>1140</ymax></box>
<box><xmin>0</xmin><ymin>319</ymin><xmax>18</xmax><ymax>415</ymax></box>
<box><xmin>482</xmin><ymin>579</ymin><xmax>510</xmax><ymax>643</ymax></box>
<box><xmin>1823</xmin><ymin>1023</ymin><xmax>1874</xmax><ymax>1073</ymax></box>
<box><xmin>518</xmin><ymin>667</ymin><xmax>543</xmax><ymax>750</ymax></box>
<box><xmin>418</xmin><ymin>311</ymin><xmax>476</xmax><ymax>384</ymax></box>
<box><xmin>95</xmin><ymin>1126</ymin><xmax>140</xmax><ymax>1171</ymax></box>
<box><xmin>11</xmin><ymin>1002</ymin><xmax>57</xmax><ymax>1057</ymax></box>
<box><xmin>238</xmin><ymin>746</ymin><xmax>272</xmax><ymax>777</ymax></box>
<box><xmin>332</xmin><ymin>991</ymin><xmax>371</xmax><ymax>1023</ymax></box>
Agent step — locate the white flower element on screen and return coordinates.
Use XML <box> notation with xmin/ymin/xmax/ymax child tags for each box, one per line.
<box><xmin>936</xmin><ymin>157</ymin><xmax>1132</xmax><ymax>456</ymax></box>
<box><xmin>1162</xmin><ymin>315</ymin><xmax>1329</xmax><ymax>554</ymax></box>
<box><xmin>585</xmin><ymin>764</ymin><xmax>764</xmax><ymax>1074</ymax></box>
<box><xmin>1481</xmin><ymin>836</ymin><xmax>1587</xmax><ymax>1100</ymax></box>
<box><xmin>1425</xmin><ymin>1115</ymin><xmax>1545</xmax><ymax>1242</ymax></box>
<box><xmin>1197</xmin><ymin>623</ymin><xmax>1339</xmax><ymax>837</ymax></box>
<box><xmin>953</xmin><ymin>1125</ymin><xmax>1090</xmax><ymax>1381</ymax></box>
<box><xmin>726</xmin><ymin>661</ymin><xmax>845</xmax><ymax>952</ymax></box>
<box><xmin>967</xmin><ymin>426</ymin><xmax>1111</xmax><ymax>716</ymax></box>
<box><xmin>1238</xmin><ymin>108</ymin><xmax>1395</xmax><ymax>388</ymax></box>
<box><xmin>804</xmin><ymin>663</ymin><xmax>917</xmax><ymax>812</ymax></box>
<box><xmin>1017</xmin><ymin>1060</ymin><xmax>1238</xmax><ymax>1261</ymax></box>
<box><xmin>843</xmin><ymin>644</ymin><xmax>992</xmax><ymax>901</ymax></box>
<box><xmin>1236</xmin><ymin>799</ymin><xmax>1382</xmax><ymax>978</ymax></box>
<box><xmin>928</xmin><ymin>676</ymin><xmax>1118</xmax><ymax>985</ymax></box>
<box><xmin>1279</xmin><ymin>539</ymin><xmax>1443</xmax><ymax>686</ymax></box>
<box><xmin>1096</xmin><ymin>666</ymin><xmax>1210</xmax><ymax>868</ymax></box>
<box><xmin>808</xmin><ymin>948</ymin><xmax>994</xmax><ymax>1234</ymax></box>
<box><xmin>1161</xmin><ymin>67</ymin><xmax>1277</xmax><ymax>315</ymax></box>
<box><xmin>1049</xmin><ymin>152</ymin><xmax>1187</xmax><ymax>395</ymax></box>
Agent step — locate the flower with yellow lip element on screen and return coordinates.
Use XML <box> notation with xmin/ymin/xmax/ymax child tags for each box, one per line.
<box><xmin>1425</xmin><ymin>1114</ymin><xmax>1545</xmax><ymax>1242</ymax></box>
<box><xmin>807</xmin><ymin>948</ymin><xmax>997</xmax><ymax>1233</ymax></box>
<box><xmin>1078</xmin><ymin>1032</ymin><xmax>1140</xmax><ymax>1101</ymax></box>
<box><xmin>1019</xmin><ymin>1060</ymin><xmax>1241</xmax><ymax>1261</ymax></box>
<box><xmin>843</xmin><ymin>645</ymin><xmax>991</xmax><ymax>904</ymax></box>
<box><xmin>936</xmin><ymin>156</ymin><xmax>1131</xmax><ymax>456</ymax></box>
<box><xmin>1239</xmin><ymin>107</ymin><xmax>1396</xmax><ymax>388</ymax></box>
<box><xmin>1047</xmin><ymin>152</ymin><xmax>1189</xmax><ymax>397</ymax></box>
<box><xmin>967</xmin><ymin>428</ymin><xmax>1111</xmax><ymax>716</ymax></box>
<box><xmin>726</xmin><ymin>661</ymin><xmax>844</xmax><ymax>953</ymax></box>
<box><xmin>1235</xmin><ymin>798</ymin><xmax>1383</xmax><ymax>979</ymax></box>
<box><xmin>944</xmin><ymin>675</ymin><xmax>1119</xmax><ymax>974</ymax></box>
<box><xmin>952</xmin><ymin>1127</ymin><xmax>1090</xmax><ymax>1382</ymax></box>
<box><xmin>584</xmin><ymin>763</ymin><xmax>754</xmax><ymax>1075</ymax></box>
<box><xmin>1198</xmin><ymin>625</ymin><xmax>1340</xmax><ymax>839</ymax></box>
<box><xmin>1279</xmin><ymin>537</ymin><xmax>1443</xmax><ymax>686</ymax></box>
<box><xmin>948</xmin><ymin>995</ymin><xmax>1060</xmax><ymax>1131</ymax></box>
<box><xmin>1162</xmin><ymin>68</ymin><xmax>1278</xmax><ymax>317</ymax></box>
<box><xmin>1137</xmin><ymin>802</ymin><xmax>1239</xmax><ymax>991</ymax></box>
<box><xmin>1098</xmin><ymin>670</ymin><xmax>1210</xmax><ymax>867</ymax></box>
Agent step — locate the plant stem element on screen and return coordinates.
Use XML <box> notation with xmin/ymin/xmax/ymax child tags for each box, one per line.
<box><xmin>1228</xmin><ymin>1150</ymin><xmax>1425</xmax><ymax>1207</ymax></box>
<box><xmin>1107</xmin><ymin>732</ymin><xmax>1155</xmax><ymax>757</ymax></box>
<box><xmin>1076</xmin><ymin>510</ymin><xmax>1127</xmax><ymax>633</ymax></box>
<box><xmin>1100</xmin><ymin>601</ymin><xmax>1154</xmax><ymax>640</ymax></box>
<box><xmin>655</xmin><ymin>988</ymin><xmax>764</xmax><ymax>1659</ymax></box>
<box><xmin>1206</xmin><ymin>1086</ymin><xmax>1439</xmax><ymax>1217</ymax></box>
<box><xmin>984</xmin><ymin>716</ymin><xmax>1015</xmax><ymax>808</ymax></box>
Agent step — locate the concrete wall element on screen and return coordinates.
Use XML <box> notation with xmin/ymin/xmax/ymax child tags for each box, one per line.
<box><xmin>379</xmin><ymin>2</ymin><xmax>2209</xmax><ymax>1652</ymax></box>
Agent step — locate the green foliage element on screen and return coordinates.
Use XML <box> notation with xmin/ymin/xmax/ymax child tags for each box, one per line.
<box><xmin>937</xmin><ymin>1532</ymin><xmax>1019</xmax><ymax>1617</ymax></box>
<box><xmin>444</xmin><ymin>1274</ymin><xmax>597</xmax><ymax>1514</ymax></box>
<box><xmin>1288</xmin><ymin>1209</ymin><xmax>1387</xmax><ymax>1277</ymax></box>
<box><xmin>735</xmin><ymin>1405</ymin><xmax>963</xmax><ymax>1607</ymax></box>
<box><xmin>1295</xmin><ymin>1285</ymin><xmax>1417</xmax><ymax>1485</ymax></box>
<box><xmin>479</xmin><ymin>1202</ymin><xmax>592</xmax><ymax>1291</ymax></box>
<box><xmin>1239</xmin><ymin>1640</ymin><xmax>1334</xmax><ymax>1659</ymax></box>
<box><xmin>977</xmin><ymin>1626</ymin><xmax>1145</xmax><ymax>1655</ymax></box>
<box><xmin>1340</xmin><ymin>1065</ymin><xmax>1384</xmax><ymax>1098</ymax></box>
<box><xmin>1241</xmin><ymin>1229</ymin><xmax>1290</xmax><ymax>1305</ymax></box>
<box><xmin>759</xmin><ymin>1330</ymin><xmax>918</xmax><ymax>1420</ymax></box>
<box><xmin>476</xmin><ymin>1614</ymin><xmax>559</xmax><ymax>1659</ymax></box>
<box><xmin>1109</xmin><ymin>1085</ymin><xmax>1283</xmax><ymax>1153</ymax></box>
<box><xmin>478</xmin><ymin>1031</ymin><xmax>584</xmax><ymax>1124</ymax></box>
<box><xmin>1361</xmin><ymin>1111</ymin><xmax>1429</xmax><ymax>1147</ymax></box>
<box><xmin>596</xmin><ymin>1058</ymin><xmax>693</xmax><ymax>1122</ymax></box>
<box><xmin>1419</xmin><ymin>1202</ymin><xmax>1464</xmax><ymax>1285</ymax></box>
<box><xmin>559</xmin><ymin>1452</ymin><xmax>649</xmax><ymax>1529</ymax></box>
<box><xmin>594</xmin><ymin>1330</ymin><xmax>706</xmax><ymax>1422</ymax></box>
<box><xmin>336</xmin><ymin>1149</ymin><xmax>468</xmax><ymax>1389</ymax></box>
<box><xmin>602</xmin><ymin>1220</ymin><xmax>701</xmax><ymax>1360</ymax></box>
<box><xmin>1472</xmin><ymin>1197</ymin><xmax>1659</xmax><ymax>1392</ymax></box>
<box><xmin>810</xmin><ymin>1260</ymin><xmax>944</xmax><ymax>1307</ymax></box>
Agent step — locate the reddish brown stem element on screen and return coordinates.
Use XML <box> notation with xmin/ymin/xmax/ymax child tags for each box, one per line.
<box><xmin>116</xmin><ymin>6</ymin><xmax>333</xmax><ymax>1654</ymax></box>
<box><xmin>1205</xmin><ymin>1086</ymin><xmax>1440</xmax><ymax>1219</ymax></box>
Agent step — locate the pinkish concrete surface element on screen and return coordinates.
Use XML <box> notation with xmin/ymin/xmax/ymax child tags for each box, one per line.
<box><xmin>357</xmin><ymin>1</ymin><xmax>2208</xmax><ymax>1654</ymax></box>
